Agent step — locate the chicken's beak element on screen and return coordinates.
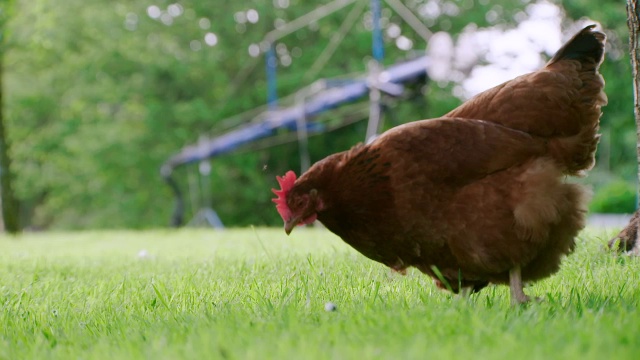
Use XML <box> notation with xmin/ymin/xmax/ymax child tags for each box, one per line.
<box><xmin>284</xmin><ymin>217</ymin><xmax>300</xmax><ymax>235</ymax></box>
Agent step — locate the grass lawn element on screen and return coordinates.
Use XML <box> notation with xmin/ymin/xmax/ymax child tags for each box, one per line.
<box><xmin>0</xmin><ymin>227</ymin><xmax>639</xmax><ymax>359</ymax></box>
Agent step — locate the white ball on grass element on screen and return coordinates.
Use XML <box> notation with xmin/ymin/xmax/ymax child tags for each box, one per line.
<box><xmin>324</xmin><ymin>302</ymin><xmax>337</xmax><ymax>312</ymax></box>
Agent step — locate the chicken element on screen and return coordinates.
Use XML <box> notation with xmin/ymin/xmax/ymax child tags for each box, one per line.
<box><xmin>608</xmin><ymin>211</ymin><xmax>640</xmax><ymax>255</ymax></box>
<box><xmin>272</xmin><ymin>26</ymin><xmax>606</xmax><ymax>305</ymax></box>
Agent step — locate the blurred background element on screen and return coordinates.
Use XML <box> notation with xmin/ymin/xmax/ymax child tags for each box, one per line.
<box><xmin>0</xmin><ymin>0</ymin><xmax>634</xmax><ymax>230</ymax></box>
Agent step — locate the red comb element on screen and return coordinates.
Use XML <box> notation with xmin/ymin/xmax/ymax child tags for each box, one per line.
<box><xmin>271</xmin><ymin>171</ymin><xmax>297</xmax><ymax>221</ymax></box>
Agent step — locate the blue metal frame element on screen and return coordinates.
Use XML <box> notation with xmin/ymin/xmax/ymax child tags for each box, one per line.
<box><xmin>162</xmin><ymin>55</ymin><xmax>428</xmax><ymax>169</ymax></box>
<box><xmin>266</xmin><ymin>45</ymin><xmax>278</xmax><ymax>109</ymax></box>
<box><xmin>371</xmin><ymin>0</ymin><xmax>384</xmax><ymax>62</ymax></box>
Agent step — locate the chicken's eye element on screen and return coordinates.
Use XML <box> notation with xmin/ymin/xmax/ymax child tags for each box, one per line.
<box><xmin>290</xmin><ymin>196</ymin><xmax>308</xmax><ymax>209</ymax></box>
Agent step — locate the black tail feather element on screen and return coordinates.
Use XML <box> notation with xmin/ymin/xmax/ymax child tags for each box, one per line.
<box><xmin>548</xmin><ymin>25</ymin><xmax>605</xmax><ymax>66</ymax></box>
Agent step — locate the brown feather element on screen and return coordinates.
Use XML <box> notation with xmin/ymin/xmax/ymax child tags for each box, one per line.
<box><xmin>446</xmin><ymin>25</ymin><xmax>606</xmax><ymax>175</ymax></box>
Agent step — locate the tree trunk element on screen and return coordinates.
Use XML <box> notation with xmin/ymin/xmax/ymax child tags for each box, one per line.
<box><xmin>0</xmin><ymin>22</ymin><xmax>20</xmax><ymax>234</ymax></box>
<box><xmin>610</xmin><ymin>0</ymin><xmax>640</xmax><ymax>254</ymax></box>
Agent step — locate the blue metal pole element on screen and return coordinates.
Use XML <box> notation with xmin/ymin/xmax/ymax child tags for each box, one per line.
<box><xmin>266</xmin><ymin>45</ymin><xmax>278</xmax><ymax>109</ymax></box>
<box><xmin>371</xmin><ymin>0</ymin><xmax>384</xmax><ymax>62</ymax></box>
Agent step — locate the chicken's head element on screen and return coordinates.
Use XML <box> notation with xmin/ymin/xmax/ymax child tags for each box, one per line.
<box><xmin>272</xmin><ymin>171</ymin><xmax>319</xmax><ymax>235</ymax></box>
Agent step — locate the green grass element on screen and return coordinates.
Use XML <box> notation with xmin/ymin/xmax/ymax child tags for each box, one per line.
<box><xmin>1</xmin><ymin>227</ymin><xmax>639</xmax><ymax>359</ymax></box>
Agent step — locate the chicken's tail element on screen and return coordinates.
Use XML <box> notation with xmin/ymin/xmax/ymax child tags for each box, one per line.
<box><xmin>546</xmin><ymin>25</ymin><xmax>607</xmax><ymax>175</ymax></box>
<box><xmin>547</xmin><ymin>25</ymin><xmax>605</xmax><ymax>67</ymax></box>
<box><xmin>547</xmin><ymin>25</ymin><xmax>607</xmax><ymax>109</ymax></box>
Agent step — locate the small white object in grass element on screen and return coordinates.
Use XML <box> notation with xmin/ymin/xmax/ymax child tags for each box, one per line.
<box><xmin>324</xmin><ymin>302</ymin><xmax>337</xmax><ymax>312</ymax></box>
<box><xmin>137</xmin><ymin>249</ymin><xmax>150</xmax><ymax>259</ymax></box>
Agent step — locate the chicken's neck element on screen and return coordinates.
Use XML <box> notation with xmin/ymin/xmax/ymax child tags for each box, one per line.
<box><xmin>310</xmin><ymin>146</ymin><xmax>395</xmax><ymax>242</ymax></box>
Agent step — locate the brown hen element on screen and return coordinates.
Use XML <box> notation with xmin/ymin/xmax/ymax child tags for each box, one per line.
<box><xmin>272</xmin><ymin>25</ymin><xmax>606</xmax><ymax>305</ymax></box>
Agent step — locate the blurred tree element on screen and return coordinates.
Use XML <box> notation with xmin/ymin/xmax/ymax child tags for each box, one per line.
<box><xmin>0</xmin><ymin>0</ymin><xmax>20</xmax><ymax>233</ymax></box>
<box><xmin>1</xmin><ymin>0</ymin><xmax>635</xmax><ymax>230</ymax></box>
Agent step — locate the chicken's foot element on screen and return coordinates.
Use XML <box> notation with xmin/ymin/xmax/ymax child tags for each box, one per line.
<box><xmin>509</xmin><ymin>266</ymin><xmax>530</xmax><ymax>306</ymax></box>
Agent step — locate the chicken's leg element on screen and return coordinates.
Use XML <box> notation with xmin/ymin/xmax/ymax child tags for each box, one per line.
<box><xmin>509</xmin><ymin>266</ymin><xmax>530</xmax><ymax>305</ymax></box>
<box><xmin>459</xmin><ymin>286</ymin><xmax>473</xmax><ymax>298</ymax></box>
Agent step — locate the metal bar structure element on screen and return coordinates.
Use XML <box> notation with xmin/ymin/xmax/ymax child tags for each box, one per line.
<box><xmin>160</xmin><ymin>0</ymin><xmax>432</xmax><ymax>227</ymax></box>
<box><xmin>263</xmin><ymin>0</ymin><xmax>358</xmax><ymax>44</ymax></box>
<box><xmin>383</xmin><ymin>0</ymin><xmax>433</xmax><ymax>42</ymax></box>
<box><xmin>161</xmin><ymin>55</ymin><xmax>428</xmax><ymax>171</ymax></box>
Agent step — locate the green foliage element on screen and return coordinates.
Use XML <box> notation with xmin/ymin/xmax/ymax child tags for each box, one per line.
<box><xmin>0</xmin><ymin>228</ymin><xmax>639</xmax><ymax>359</ymax></box>
<box><xmin>590</xmin><ymin>180</ymin><xmax>637</xmax><ymax>214</ymax></box>
<box><xmin>2</xmin><ymin>0</ymin><xmax>635</xmax><ymax>229</ymax></box>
